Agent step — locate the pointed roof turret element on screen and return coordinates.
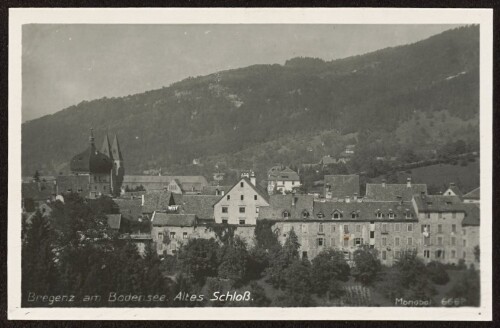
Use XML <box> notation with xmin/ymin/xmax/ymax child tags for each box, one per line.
<box><xmin>101</xmin><ymin>134</ymin><xmax>113</xmax><ymax>160</ymax></box>
<box><xmin>111</xmin><ymin>135</ymin><xmax>123</xmax><ymax>161</ymax></box>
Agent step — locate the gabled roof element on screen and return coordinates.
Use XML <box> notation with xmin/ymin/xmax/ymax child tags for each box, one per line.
<box><xmin>114</xmin><ymin>198</ymin><xmax>143</xmax><ymax>221</ymax></box>
<box><xmin>412</xmin><ymin>195</ymin><xmax>465</xmax><ymax>213</ymax></box>
<box><xmin>123</xmin><ymin>175</ymin><xmax>208</xmax><ymax>191</ymax></box>
<box><xmin>463</xmin><ymin>187</ymin><xmax>480</xmax><ymax>200</ymax></box>
<box><xmin>312</xmin><ymin>200</ymin><xmax>417</xmax><ymax>221</ymax></box>
<box><xmin>324</xmin><ymin>175</ymin><xmax>360</xmax><ymax>198</ymax></box>
<box><xmin>215</xmin><ymin>177</ymin><xmax>269</xmax><ymax>207</ymax></box>
<box><xmin>178</xmin><ymin>195</ymin><xmax>221</xmax><ymax>220</ymax></box>
<box><xmin>461</xmin><ymin>203</ymin><xmax>480</xmax><ymax>226</ymax></box>
<box><xmin>142</xmin><ymin>190</ymin><xmax>174</xmax><ymax>213</ymax></box>
<box><xmin>268</xmin><ymin>167</ymin><xmax>300</xmax><ymax>181</ymax></box>
<box><xmin>201</xmin><ymin>185</ymin><xmax>232</xmax><ymax>195</ymax></box>
<box><xmin>258</xmin><ymin>194</ymin><xmax>314</xmax><ymax>221</ymax></box>
<box><xmin>106</xmin><ymin>214</ymin><xmax>122</xmax><ymax>230</ymax></box>
<box><xmin>151</xmin><ymin>212</ymin><xmax>196</xmax><ymax>227</ymax></box>
<box><xmin>365</xmin><ymin>183</ymin><xmax>427</xmax><ymax>201</ymax></box>
<box><xmin>443</xmin><ymin>183</ymin><xmax>463</xmax><ymax>197</ymax></box>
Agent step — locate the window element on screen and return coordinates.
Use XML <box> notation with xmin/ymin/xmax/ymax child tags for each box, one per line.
<box><xmin>239</xmin><ymin>207</ymin><xmax>246</xmax><ymax>213</ymax></box>
<box><xmin>424</xmin><ymin>250</ymin><xmax>430</xmax><ymax>258</ymax></box>
<box><xmin>407</xmin><ymin>237</ymin><xmax>413</xmax><ymax>246</ymax></box>
<box><xmin>451</xmin><ymin>236</ymin><xmax>456</xmax><ymax>246</ymax></box>
<box><xmin>333</xmin><ymin>212</ymin><xmax>340</xmax><ymax>219</ymax></box>
<box><xmin>438</xmin><ymin>224</ymin><xmax>443</xmax><ymax>233</ymax></box>
<box><xmin>343</xmin><ymin>225</ymin><xmax>349</xmax><ymax>233</ymax></box>
<box><xmin>227</xmin><ymin>195</ymin><xmax>230</xmax><ymax>200</ymax></box>
<box><xmin>388</xmin><ymin>213</ymin><xmax>395</xmax><ymax>219</ymax></box>
<box><xmin>435</xmin><ymin>250</ymin><xmax>444</xmax><ymax>259</ymax></box>
<box><xmin>183</xmin><ymin>232</ymin><xmax>188</xmax><ymax>239</ymax></box>
<box><xmin>330</xmin><ymin>238</ymin><xmax>336</xmax><ymax>246</ymax></box>
<box><xmin>302</xmin><ymin>251</ymin><xmax>308</xmax><ymax>259</ymax></box>
<box><xmin>331</xmin><ymin>225</ymin><xmax>336</xmax><ymax>233</ymax></box>
<box><xmin>351</xmin><ymin>212</ymin><xmax>358</xmax><ymax>219</ymax></box>
<box><xmin>319</xmin><ymin>223</ymin><xmax>324</xmax><ymax>233</ymax></box>
<box><xmin>395</xmin><ymin>223</ymin><xmax>401</xmax><ymax>232</ymax></box>
<box><xmin>317</xmin><ymin>212</ymin><xmax>325</xmax><ymax>219</ymax></box>
<box><xmin>241</xmin><ymin>195</ymin><xmax>244</xmax><ymax>201</ymax></box>
<box><xmin>437</xmin><ymin>237</ymin><xmax>443</xmax><ymax>246</ymax></box>
<box><xmin>282</xmin><ymin>211</ymin><xmax>290</xmax><ymax>218</ymax></box>
<box><xmin>463</xmin><ymin>251</ymin><xmax>466</xmax><ymax>259</ymax></box>
<box><xmin>302</xmin><ymin>224</ymin><xmax>308</xmax><ymax>233</ymax></box>
<box><xmin>239</xmin><ymin>219</ymin><xmax>246</xmax><ymax>225</ymax></box>
<box><xmin>395</xmin><ymin>237</ymin><xmax>400</xmax><ymax>247</ymax></box>
<box><xmin>427</xmin><ymin>213</ymin><xmax>431</xmax><ymax>219</ymax></box>
<box><xmin>354</xmin><ymin>238</ymin><xmax>363</xmax><ymax>246</ymax></box>
<box><xmin>395</xmin><ymin>251</ymin><xmax>401</xmax><ymax>259</ymax></box>
<box><xmin>240</xmin><ymin>182</ymin><xmax>244</xmax><ymax>187</ymax></box>
<box><xmin>158</xmin><ymin>232</ymin><xmax>164</xmax><ymax>241</ymax></box>
<box><xmin>382</xmin><ymin>251</ymin><xmax>387</xmax><ymax>260</ymax></box>
<box><xmin>292</xmin><ymin>181</ymin><xmax>295</xmax><ymax>185</ymax></box>
<box><xmin>382</xmin><ymin>237</ymin><xmax>387</xmax><ymax>246</ymax></box>
<box><xmin>170</xmin><ymin>232</ymin><xmax>176</xmax><ymax>239</ymax></box>
<box><xmin>256</xmin><ymin>206</ymin><xmax>259</xmax><ymax>213</ymax></box>
<box><xmin>452</xmin><ymin>224</ymin><xmax>457</xmax><ymax>233</ymax></box>
<box><xmin>355</xmin><ymin>224</ymin><xmax>361</xmax><ymax>233</ymax></box>
<box><xmin>376</xmin><ymin>212</ymin><xmax>383</xmax><ymax>218</ymax></box>
<box><xmin>463</xmin><ymin>239</ymin><xmax>467</xmax><ymax>247</ymax></box>
<box><xmin>382</xmin><ymin>223</ymin><xmax>388</xmax><ymax>233</ymax></box>
<box><xmin>343</xmin><ymin>238</ymin><xmax>349</xmax><ymax>247</ymax></box>
<box><xmin>222</xmin><ymin>206</ymin><xmax>228</xmax><ymax>213</ymax></box>
<box><xmin>222</xmin><ymin>219</ymin><xmax>228</xmax><ymax>224</ymax></box>
<box><xmin>407</xmin><ymin>223</ymin><xmax>413</xmax><ymax>232</ymax></box>
<box><xmin>452</xmin><ymin>212</ymin><xmax>456</xmax><ymax>218</ymax></box>
<box><xmin>317</xmin><ymin>238</ymin><xmax>324</xmax><ymax>247</ymax></box>
<box><xmin>302</xmin><ymin>210</ymin><xmax>309</xmax><ymax>219</ymax></box>
<box><xmin>451</xmin><ymin>250</ymin><xmax>456</xmax><ymax>258</ymax></box>
<box><xmin>370</xmin><ymin>231</ymin><xmax>375</xmax><ymax>238</ymax></box>
<box><xmin>254</xmin><ymin>195</ymin><xmax>257</xmax><ymax>200</ymax></box>
<box><xmin>406</xmin><ymin>212</ymin><xmax>413</xmax><ymax>219</ymax></box>
<box><xmin>421</xmin><ymin>224</ymin><xmax>431</xmax><ymax>233</ymax></box>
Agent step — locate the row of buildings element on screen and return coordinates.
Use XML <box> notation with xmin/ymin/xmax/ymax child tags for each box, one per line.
<box><xmin>22</xmin><ymin>132</ymin><xmax>480</xmax><ymax>267</ymax></box>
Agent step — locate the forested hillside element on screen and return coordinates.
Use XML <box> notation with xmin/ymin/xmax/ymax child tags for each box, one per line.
<box><xmin>22</xmin><ymin>25</ymin><xmax>479</xmax><ymax>178</ymax></box>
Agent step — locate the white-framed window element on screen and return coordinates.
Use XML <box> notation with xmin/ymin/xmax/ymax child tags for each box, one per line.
<box><xmin>331</xmin><ymin>225</ymin><xmax>336</xmax><ymax>233</ymax></box>
<box><xmin>354</xmin><ymin>238</ymin><xmax>363</xmax><ymax>246</ymax></box>
<box><xmin>405</xmin><ymin>212</ymin><xmax>413</xmax><ymax>219</ymax></box>
<box><xmin>343</xmin><ymin>224</ymin><xmax>349</xmax><ymax>233</ymax></box>
<box><xmin>222</xmin><ymin>219</ymin><xmax>228</xmax><ymax>224</ymax></box>
<box><xmin>351</xmin><ymin>212</ymin><xmax>358</xmax><ymax>219</ymax></box>
<box><xmin>183</xmin><ymin>232</ymin><xmax>188</xmax><ymax>239</ymax></box>
<box><xmin>407</xmin><ymin>223</ymin><xmax>413</xmax><ymax>232</ymax></box>
<box><xmin>282</xmin><ymin>210</ymin><xmax>290</xmax><ymax>218</ymax></box>
<box><xmin>317</xmin><ymin>237</ymin><xmax>324</xmax><ymax>247</ymax></box>
<box><xmin>333</xmin><ymin>212</ymin><xmax>341</xmax><ymax>219</ymax></box>
<box><xmin>255</xmin><ymin>206</ymin><xmax>259</xmax><ymax>213</ymax></box>
<box><xmin>227</xmin><ymin>195</ymin><xmax>230</xmax><ymax>200</ymax></box>
<box><xmin>376</xmin><ymin>212</ymin><xmax>383</xmax><ymax>218</ymax></box>
<box><xmin>318</xmin><ymin>223</ymin><xmax>324</xmax><ymax>233</ymax></box>
<box><xmin>239</xmin><ymin>207</ymin><xmax>246</xmax><ymax>213</ymax></box>
<box><xmin>438</xmin><ymin>224</ymin><xmax>443</xmax><ymax>233</ymax></box>
<box><xmin>382</xmin><ymin>237</ymin><xmax>387</xmax><ymax>246</ymax></box>
<box><xmin>388</xmin><ymin>212</ymin><xmax>395</xmax><ymax>219</ymax></box>
<box><xmin>427</xmin><ymin>213</ymin><xmax>431</xmax><ymax>219</ymax></box>
<box><xmin>239</xmin><ymin>219</ymin><xmax>246</xmax><ymax>225</ymax></box>
<box><xmin>395</xmin><ymin>237</ymin><xmax>400</xmax><ymax>247</ymax></box>
<box><xmin>395</xmin><ymin>250</ymin><xmax>401</xmax><ymax>259</ymax></box>
<box><xmin>395</xmin><ymin>223</ymin><xmax>401</xmax><ymax>232</ymax></box>
<box><xmin>424</xmin><ymin>250</ymin><xmax>430</xmax><ymax>258</ymax></box>
<box><xmin>382</xmin><ymin>223</ymin><xmax>388</xmax><ymax>233</ymax></box>
<box><xmin>158</xmin><ymin>232</ymin><xmax>163</xmax><ymax>241</ymax></box>
<box><xmin>407</xmin><ymin>237</ymin><xmax>413</xmax><ymax>246</ymax></box>
<box><xmin>343</xmin><ymin>238</ymin><xmax>349</xmax><ymax>247</ymax></box>
<box><xmin>240</xmin><ymin>182</ymin><xmax>244</xmax><ymax>187</ymax></box>
<box><xmin>302</xmin><ymin>238</ymin><xmax>309</xmax><ymax>248</ymax></box>
<box><xmin>355</xmin><ymin>224</ymin><xmax>361</xmax><ymax>233</ymax></box>
<box><xmin>381</xmin><ymin>250</ymin><xmax>387</xmax><ymax>260</ymax></box>
<box><xmin>170</xmin><ymin>232</ymin><xmax>176</xmax><ymax>239</ymax></box>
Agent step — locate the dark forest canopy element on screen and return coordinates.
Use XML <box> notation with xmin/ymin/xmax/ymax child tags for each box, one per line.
<box><xmin>22</xmin><ymin>25</ymin><xmax>479</xmax><ymax>177</ymax></box>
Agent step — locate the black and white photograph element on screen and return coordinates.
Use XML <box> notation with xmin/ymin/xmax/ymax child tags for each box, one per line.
<box><xmin>8</xmin><ymin>8</ymin><xmax>493</xmax><ymax>321</ymax></box>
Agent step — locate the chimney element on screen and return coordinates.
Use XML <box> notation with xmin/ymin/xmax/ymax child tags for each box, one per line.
<box><xmin>250</xmin><ymin>171</ymin><xmax>256</xmax><ymax>186</ymax></box>
<box><xmin>382</xmin><ymin>179</ymin><xmax>386</xmax><ymax>188</ymax></box>
<box><xmin>407</xmin><ymin>177</ymin><xmax>412</xmax><ymax>188</ymax></box>
<box><xmin>221</xmin><ymin>190</ymin><xmax>225</xmax><ymax>196</ymax></box>
<box><xmin>450</xmin><ymin>182</ymin><xmax>455</xmax><ymax>187</ymax></box>
<box><xmin>345</xmin><ymin>196</ymin><xmax>350</xmax><ymax>203</ymax></box>
<box><xmin>353</xmin><ymin>192</ymin><xmax>358</xmax><ymax>201</ymax></box>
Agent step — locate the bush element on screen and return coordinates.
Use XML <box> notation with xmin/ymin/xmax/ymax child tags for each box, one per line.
<box><xmin>426</xmin><ymin>261</ymin><xmax>450</xmax><ymax>285</ymax></box>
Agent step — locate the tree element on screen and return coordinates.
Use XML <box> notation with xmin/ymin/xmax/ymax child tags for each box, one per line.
<box><xmin>311</xmin><ymin>249</ymin><xmax>350</xmax><ymax>299</ymax></box>
<box><xmin>446</xmin><ymin>267</ymin><xmax>480</xmax><ymax>306</ymax></box>
<box><xmin>265</xmin><ymin>228</ymin><xmax>300</xmax><ymax>289</ymax></box>
<box><xmin>473</xmin><ymin>245</ymin><xmax>480</xmax><ymax>263</ymax></box>
<box><xmin>275</xmin><ymin>258</ymin><xmax>315</xmax><ymax>307</ymax></box>
<box><xmin>178</xmin><ymin>238</ymin><xmax>220</xmax><ymax>285</ymax></box>
<box><xmin>352</xmin><ymin>245</ymin><xmax>381</xmax><ymax>286</ymax></box>
<box><xmin>22</xmin><ymin>211</ymin><xmax>57</xmax><ymax>304</ymax></box>
<box><xmin>217</xmin><ymin>236</ymin><xmax>249</xmax><ymax>285</ymax></box>
<box><xmin>426</xmin><ymin>261</ymin><xmax>450</xmax><ymax>285</ymax></box>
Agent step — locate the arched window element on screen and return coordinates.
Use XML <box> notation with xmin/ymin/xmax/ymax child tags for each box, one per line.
<box><xmin>302</xmin><ymin>210</ymin><xmax>310</xmax><ymax>219</ymax></box>
<box><xmin>376</xmin><ymin>211</ymin><xmax>383</xmax><ymax>218</ymax></box>
<box><xmin>351</xmin><ymin>212</ymin><xmax>359</xmax><ymax>219</ymax></box>
<box><xmin>332</xmin><ymin>211</ymin><xmax>342</xmax><ymax>219</ymax></box>
<box><xmin>282</xmin><ymin>210</ymin><xmax>290</xmax><ymax>219</ymax></box>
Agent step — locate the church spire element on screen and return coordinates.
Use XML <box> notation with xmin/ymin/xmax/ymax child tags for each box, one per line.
<box><xmin>101</xmin><ymin>134</ymin><xmax>112</xmax><ymax>160</ymax></box>
<box><xmin>111</xmin><ymin>134</ymin><xmax>123</xmax><ymax>161</ymax></box>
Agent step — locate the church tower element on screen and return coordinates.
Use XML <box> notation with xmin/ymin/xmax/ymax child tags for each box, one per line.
<box><xmin>111</xmin><ymin>135</ymin><xmax>125</xmax><ymax>195</ymax></box>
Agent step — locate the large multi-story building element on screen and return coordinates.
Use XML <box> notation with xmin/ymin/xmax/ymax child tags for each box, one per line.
<box><xmin>267</xmin><ymin>166</ymin><xmax>301</xmax><ymax>195</ymax></box>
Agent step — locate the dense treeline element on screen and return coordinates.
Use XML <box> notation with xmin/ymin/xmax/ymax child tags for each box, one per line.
<box><xmin>23</xmin><ymin>26</ymin><xmax>478</xmax><ymax>178</ymax></box>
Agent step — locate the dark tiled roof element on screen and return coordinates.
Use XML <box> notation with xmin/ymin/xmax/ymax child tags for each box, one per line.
<box><xmin>413</xmin><ymin>195</ymin><xmax>465</xmax><ymax>213</ymax></box>
<box><xmin>178</xmin><ymin>195</ymin><xmax>221</xmax><ymax>220</ymax></box>
<box><xmin>461</xmin><ymin>203</ymin><xmax>480</xmax><ymax>226</ymax></box>
<box><xmin>114</xmin><ymin>198</ymin><xmax>143</xmax><ymax>221</ymax></box>
<box><xmin>258</xmin><ymin>194</ymin><xmax>314</xmax><ymax>221</ymax></box>
<box><xmin>22</xmin><ymin>181</ymin><xmax>56</xmax><ymax>201</ymax></box>
<box><xmin>463</xmin><ymin>187</ymin><xmax>480</xmax><ymax>200</ymax></box>
<box><xmin>201</xmin><ymin>185</ymin><xmax>232</xmax><ymax>195</ymax></box>
<box><xmin>445</xmin><ymin>185</ymin><xmax>463</xmax><ymax>197</ymax></box>
<box><xmin>151</xmin><ymin>212</ymin><xmax>196</xmax><ymax>227</ymax></box>
<box><xmin>312</xmin><ymin>200</ymin><xmax>417</xmax><ymax>222</ymax></box>
<box><xmin>142</xmin><ymin>190</ymin><xmax>174</xmax><ymax>213</ymax></box>
<box><xmin>268</xmin><ymin>167</ymin><xmax>300</xmax><ymax>181</ymax></box>
<box><xmin>365</xmin><ymin>183</ymin><xmax>427</xmax><ymax>201</ymax></box>
<box><xmin>70</xmin><ymin>143</ymin><xmax>113</xmax><ymax>174</ymax></box>
<box><xmin>106</xmin><ymin>214</ymin><xmax>122</xmax><ymax>230</ymax></box>
<box><xmin>123</xmin><ymin>175</ymin><xmax>208</xmax><ymax>191</ymax></box>
<box><xmin>324</xmin><ymin>175</ymin><xmax>360</xmax><ymax>198</ymax></box>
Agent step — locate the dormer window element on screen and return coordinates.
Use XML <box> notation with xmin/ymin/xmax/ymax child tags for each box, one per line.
<box><xmin>376</xmin><ymin>212</ymin><xmax>383</xmax><ymax>218</ymax></box>
<box><xmin>282</xmin><ymin>210</ymin><xmax>290</xmax><ymax>218</ymax></box>
<box><xmin>388</xmin><ymin>212</ymin><xmax>395</xmax><ymax>219</ymax></box>
<box><xmin>317</xmin><ymin>211</ymin><xmax>325</xmax><ymax>219</ymax></box>
<box><xmin>405</xmin><ymin>212</ymin><xmax>413</xmax><ymax>219</ymax></box>
<box><xmin>332</xmin><ymin>211</ymin><xmax>342</xmax><ymax>219</ymax></box>
<box><xmin>351</xmin><ymin>212</ymin><xmax>359</xmax><ymax>219</ymax></box>
<box><xmin>302</xmin><ymin>210</ymin><xmax>310</xmax><ymax>219</ymax></box>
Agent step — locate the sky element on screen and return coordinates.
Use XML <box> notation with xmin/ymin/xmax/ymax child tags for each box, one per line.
<box><xmin>22</xmin><ymin>24</ymin><xmax>462</xmax><ymax>122</ymax></box>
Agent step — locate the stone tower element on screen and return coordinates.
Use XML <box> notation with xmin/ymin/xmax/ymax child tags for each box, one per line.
<box><xmin>111</xmin><ymin>135</ymin><xmax>125</xmax><ymax>195</ymax></box>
